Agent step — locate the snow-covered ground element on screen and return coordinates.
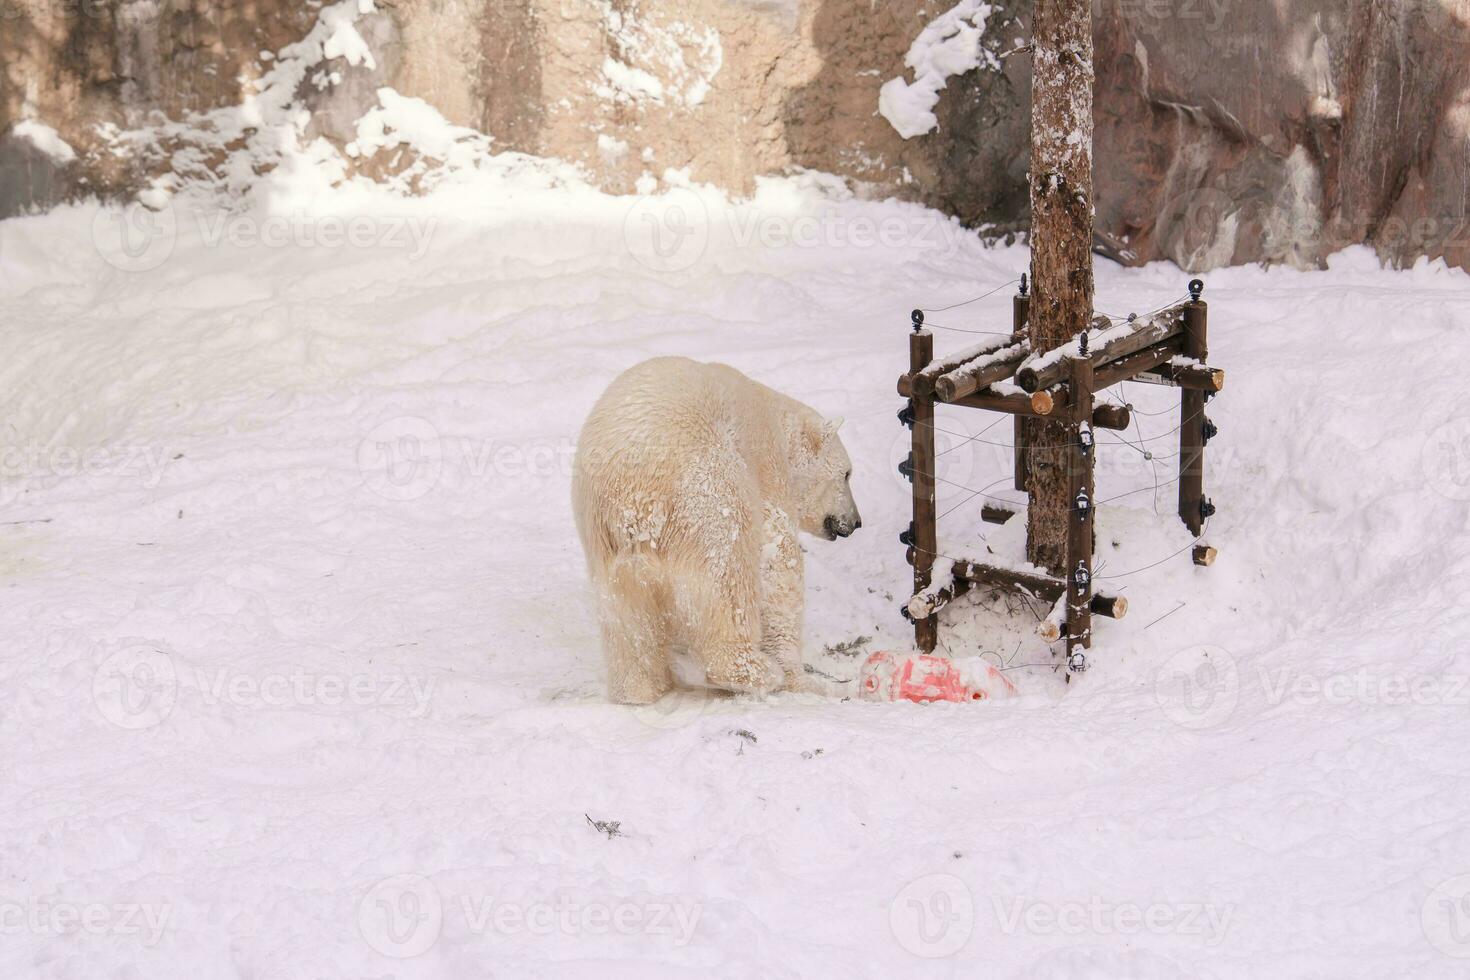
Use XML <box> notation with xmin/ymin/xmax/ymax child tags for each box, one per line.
<box><xmin>3</xmin><ymin>179</ymin><xmax>1470</xmax><ymax>978</ymax></box>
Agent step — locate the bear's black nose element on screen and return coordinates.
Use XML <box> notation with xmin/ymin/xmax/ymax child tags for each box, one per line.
<box><xmin>824</xmin><ymin>515</ymin><xmax>852</xmax><ymax>538</ymax></box>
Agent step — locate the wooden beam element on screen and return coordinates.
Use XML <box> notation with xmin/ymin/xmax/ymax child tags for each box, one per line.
<box><xmin>1037</xmin><ymin>592</ymin><xmax>1128</xmax><ymax>641</ymax></box>
<box><xmin>950</xmin><ymin>387</ymin><xmax>1045</xmax><ymax>416</ymax></box>
<box><xmin>1030</xmin><ymin>339</ymin><xmax>1181</xmax><ymax>417</ymax></box>
<box><xmin>1065</xmin><ymin>355</ymin><xmax>1095</xmax><ymax>660</ymax></box>
<box><xmin>1013</xmin><ymin>290</ymin><xmax>1030</xmax><ymax>492</ymax></box>
<box><xmin>905</xmin><ymin>554</ymin><xmax>1126</xmax><ymax>626</ymax></box>
<box><xmin>1192</xmin><ymin>544</ymin><xmax>1217</xmax><ymax>567</ymax></box>
<box><xmin>1141</xmin><ymin>360</ymin><xmax>1225</xmax><ymax>392</ymax></box>
<box><xmin>1179</xmin><ymin>298</ymin><xmax>1209</xmax><ymax>536</ymax></box>
<box><xmin>1091</xmin><ymin>403</ymin><xmax>1131</xmax><ymax>431</ymax></box>
<box><xmin>910</xmin><ymin>335</ymin><xmax>1017</xmax><ymax>398</ymax></box>
<box><xmin>934</xmin><ymin>343</ymin><xmax>1029</xmax><ymax>402</ymax></box>
<box><xmin>1015</xmin><ymin>305</ymin><xmax>1186</xmax><ymax>393</ymax></box>
<box><xmin>910</xmin><ymin>327</ymin><xmax>938</xmax><ymax>653</ymax></box>
<box><xmin>981</xmin><ymin>503</ymin><xmax>1019</xmax><ymax>525</ymax></box>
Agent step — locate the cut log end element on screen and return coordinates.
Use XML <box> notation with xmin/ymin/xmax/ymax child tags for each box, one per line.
<box><xmin>1030</xmin><ymin>390</ymin><xmax>1056</xmax><ymax>415</ymax></box>
<box><xmin>1193</xmin><ymin>545</ymin><xmax>1218</xmax><ymax>567</ymax></box>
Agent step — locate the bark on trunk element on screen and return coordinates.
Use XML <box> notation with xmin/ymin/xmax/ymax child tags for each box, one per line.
<box><xmin>1024</xmin><ymin>0</ymin><xmax>1096</xmax><ymax>576</ymax></box>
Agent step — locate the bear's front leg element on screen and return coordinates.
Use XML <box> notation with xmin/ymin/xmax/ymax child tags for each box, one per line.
<box><xmin>759</xmin><ymin>505</ymin><xmax>810</xmax><ymax>692</ymax></box>
<box><xmin>675</xmin><ymin>566</ymin><xmax>783</xmax><ymax>698</ymax></box>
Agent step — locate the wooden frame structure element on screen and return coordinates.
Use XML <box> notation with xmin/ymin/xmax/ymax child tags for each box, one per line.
<box><xmin>897</xmin><ymin>277</ymin><xmax>1224</xmax><ymax>671</ymax></box>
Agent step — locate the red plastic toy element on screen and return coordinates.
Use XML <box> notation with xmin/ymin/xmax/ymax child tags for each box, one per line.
<box><xmin>859</xmin><ymin>651</ymin><xmax>1018</xmax><ymax>704</ymax></box>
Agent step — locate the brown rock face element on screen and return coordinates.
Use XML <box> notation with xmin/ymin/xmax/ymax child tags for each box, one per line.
<box><xmin>2</xmin><ymin>0</ymin><xmax>1467</xmax><ymax>272</ymax></box>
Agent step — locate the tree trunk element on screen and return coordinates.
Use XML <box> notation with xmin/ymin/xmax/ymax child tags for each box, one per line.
<box><xmin>1023</xmin><ymin>0</ymin><xmax>1095</xmax><ymax>576</ymax></box>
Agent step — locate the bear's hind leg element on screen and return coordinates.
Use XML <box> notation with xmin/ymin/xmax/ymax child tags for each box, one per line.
<box><xmin>598</xmin><ymin>554</ymin><xmax>673</xmax><ymax>705</ymax></box>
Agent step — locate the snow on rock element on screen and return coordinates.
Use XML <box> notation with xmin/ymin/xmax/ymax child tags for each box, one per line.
<box><xmin>592</xmin><ymin>2</ymin><xmax>723</xmax><ymax>109</ymax></box>
<box><xmin>879</xmin><ymin>0</ymin><xmax>998</xmax><ymax>139</ymax></box>
<box><xmin>11</xmin><ymin>119</ymin><xmax>77</xmax><ymax>164</ymax></box>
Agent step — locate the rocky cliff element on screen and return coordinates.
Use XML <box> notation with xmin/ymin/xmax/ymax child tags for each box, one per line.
<box><xmin>2</xmin><ymin>0</ymin><xmax>1467</xmax><ymax>271</ymax></box>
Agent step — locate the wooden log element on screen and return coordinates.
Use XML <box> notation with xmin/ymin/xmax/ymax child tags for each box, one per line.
<box><xmin>910</xmin><ymin>327</ymin><xmax>939</xmax><ymax>652</ymax></box>
<box><xmin>1142</xmin><ymin>359</ymin><xmax>1225</xmax><ymax>392</ymax></box>
<box><xmin>1013</xmin><ymin>291</ymin><xmax>1030</xmax><ymax>492</ymax></box>
<box><xmin>1091</xmin><ymin>403</ymin><xmax>1131</xmax><ymax>431</ymax></box>
<box><xmin>981</xmin><ymin>503</ymin><xmax>1019</xmax><ymax>526</ymax></box>
<box><xmin>1179</xmin><ymin>296</ymin><xmax>1209</xmax><ymax>536</ymax></box>
<box><xmin>950</xmin><ymin>387</ymin><xmax>1046</xmax><ymax>416</ymax></box>
<box><xmin>1030</xmin><ymin>339</ymin><xmax>1181</xmax><ymax>417</ymax></box>
<box><xmin>1037</xmin><ymin>596</ymin><xmax>1067</xmax><ymax>642</ymax></box>
<box><xmin>1038</xmin><ymin>592</ymin><xmax>1127</xmax><ymax>641</ymax></box>
<box><xmin>950</xmin><ymin>559</ymin><xmax>1066</xmax><ymax>601</ymax></box>
<box><xmin>907</xmin><ymin>575</ymin><xmax>973</xmax><ymax>620</ymax></box>
<box><xmin>1192</xmin><ymin>544</ymin><xmax>1218</xmax><ymax>567</ymax></box>
<box><xmin>934</xmin><ymin>342</ymin><xmax>1029</xmax><ymax>402</ymax></box>
<box><xmin>910</xmin><ymin>335</ymin><xmax>1016</xmax><ymax>398</ymax></box>
<box><xmin>1065</xmin><ymin>355</ymin><xmax>1095</xmax><ymax>661</ymax></box>
<box><xmin>1015</xmin><ymin>305</ymin><xmax>1186</xmax><ymax>393</ymax></box>
<box><xmin>911</xmin><ymin>553</ymin><xmax>1126</xmax><ymax>628</ymax></box>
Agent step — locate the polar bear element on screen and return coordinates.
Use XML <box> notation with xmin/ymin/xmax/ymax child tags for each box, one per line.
<box><xmin>572</xmin><ymin>357</ymin><xmax>862</xmax><ymax>704</ymax></box>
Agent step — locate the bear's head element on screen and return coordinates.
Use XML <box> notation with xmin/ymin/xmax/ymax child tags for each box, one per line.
<box><xmin>787</xmin><ymin>413</ymin><xmax>862</xmax><ymax>541</ymax></box>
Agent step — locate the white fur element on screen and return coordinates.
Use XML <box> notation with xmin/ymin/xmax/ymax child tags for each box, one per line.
<box><xmin>572</xmin><ymin>357</ymin><xmax>860</xmax><ymax>704</ymax></box>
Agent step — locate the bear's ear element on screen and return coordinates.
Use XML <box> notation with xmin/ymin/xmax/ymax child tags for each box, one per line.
<box><xmin>827</xmin><ymin>416</ymin><xmax>845</xmax><ymax>433</ymax></box>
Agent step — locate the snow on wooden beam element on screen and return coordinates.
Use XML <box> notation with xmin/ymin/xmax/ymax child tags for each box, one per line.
<box><xmin>934</xmin><ymin>341</ymin><xmax>1030</xmax><ymax>402</ymax></box>
<box><xmin>1141</xmin><ymin>358</ymin><xmax>1225</xmax><ymax>392</ymax></box>
<box><xmin>1015</xmin><ymin>304</ymin><xmax>1188</xmax><ymax>393</ymax></box>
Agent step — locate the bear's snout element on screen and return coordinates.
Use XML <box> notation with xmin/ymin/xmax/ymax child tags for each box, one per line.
<box><xmin>824</xmin><ymin>514</ymin><xmax>860</xmax><ymax>539</ymax></box>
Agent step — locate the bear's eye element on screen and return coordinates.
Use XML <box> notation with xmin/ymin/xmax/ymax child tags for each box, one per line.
<box><xmin>844</xmin><ymin>470</ymin><xmax>851</xmax><ymax>480</ymax></box>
